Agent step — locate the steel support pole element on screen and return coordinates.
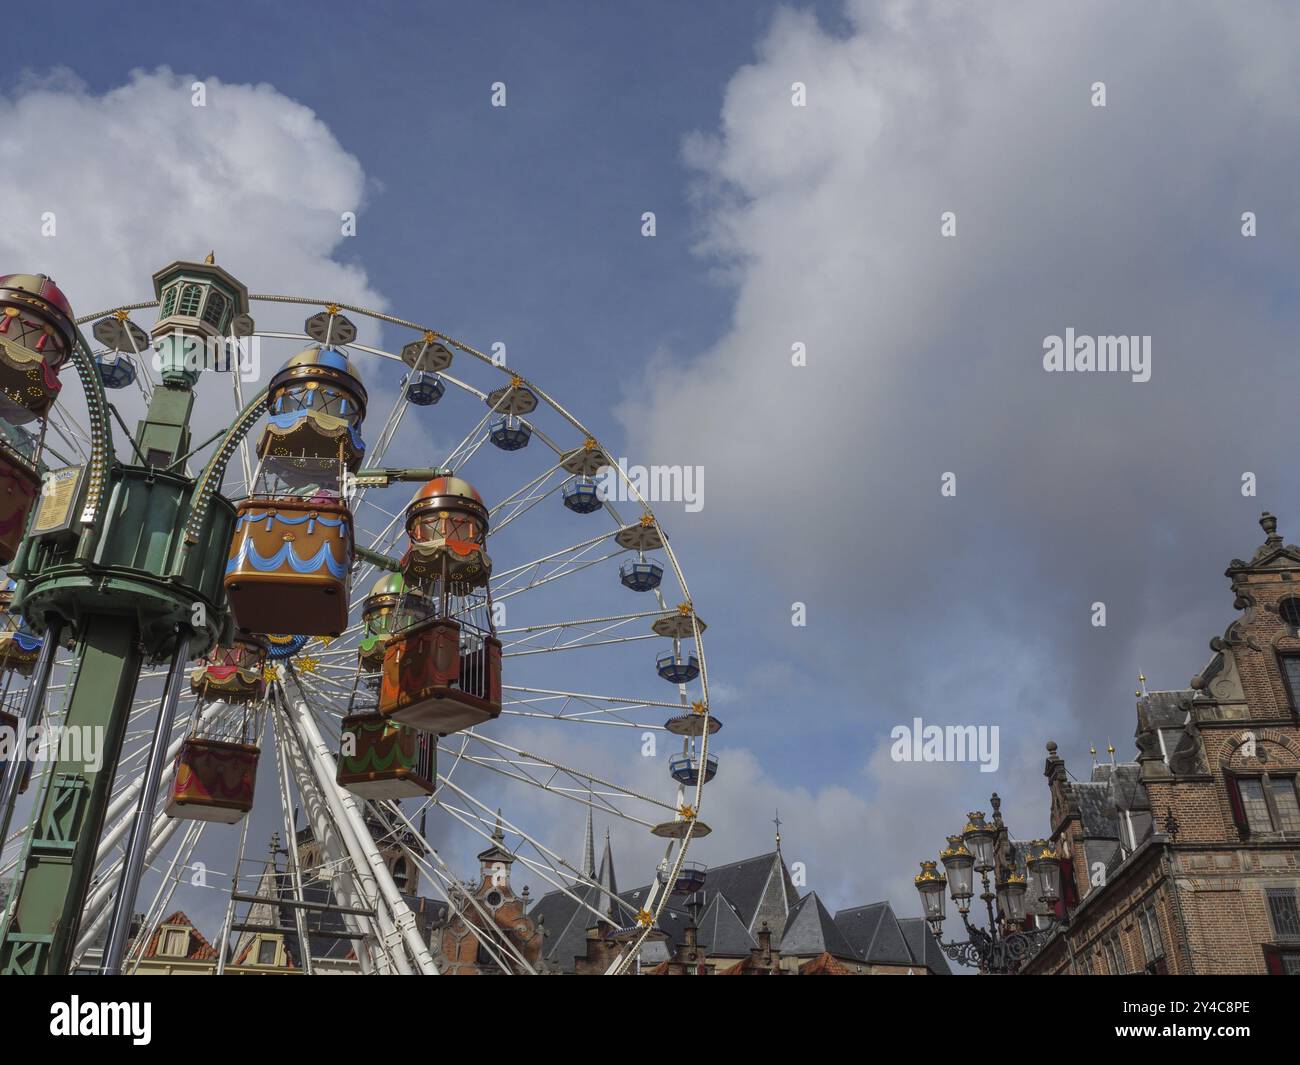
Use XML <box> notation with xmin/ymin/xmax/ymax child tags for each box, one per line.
<box><xmin>0</xmin><ymin>618</ymin><xmax>63</xmax><ymax>853</ymax></box>
<box><xmin>281</xmin><ymin>685</ymin><xmax>433</xmax><ymax>972</ymax></box>
<box><xmin>101</xmin><ymin>629</ymin><xmax>191</xmax><ymax>975</ymax></box>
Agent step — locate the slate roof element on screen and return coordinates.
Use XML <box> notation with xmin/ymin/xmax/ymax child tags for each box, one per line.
<box><xmin>1138</xmin><ymin>689</ymin><xmax>1191</xmax><ymax>729</ymax></box>
<box><xmin>526</xmin><ymin>832</ymin><xmax>622</xmax><ymax>972</ymax></box>
<box><xmin>898</xmin><ymin>917</ymin><xmax>952</xmax><ymax>975</ymax></box>
<box><xmin>530</xmin><ymin>846</ymin><xmax>946</xmax><ymax>974</ymax></box>
<box><xmin>531</xmin><ymin>849</ymin><xmax>797</xmax><ymax>973</ymax></box>
<box><xmin>528</xmin><ymin>882</ymin><xmax>608</xmax><ymax>973</ymax></box>
<box><xmin>832</xmin><ymin>901</ymin><xmax>913</xmax><ymax>966</ymax></box>
<box><xmin>687</xmin><ymin>851</ymin><xmax>797</xmax><ymax>929</ymax></box>
<box><xmin>1135</xmin><ymin>689</ymin><xmax>1206</xmax><ymax>774</ymax></box>
<box><xmin>695</xmin><ymin>893</ymin><xmax>758</xmax><ymax>957</ymax></box>
<box><xmin>1069</xmin><ymin>761</ymin><xmax>1154</xmax><ymax>839</ymax></box>
<box><xmin>779</xmin><ymin>892</ymin><xmax>858</xmax><ymax>959</ymax></box>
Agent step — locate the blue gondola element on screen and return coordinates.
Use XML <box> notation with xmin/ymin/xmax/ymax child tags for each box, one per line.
<box><xmin>620</xmin><ymin>559</ymin><xmax>663</xmax><ymax>592</ymax></box>
<box><xmin>405</xmin><ymin>370</ymin><xmax>445</xmax><ymax>406</ymax></box>
<box><xmin>563</xmin><ymin>479</ymin><xmax>602</xmax><ymax>514</ymax></box>
<box><xmin>95</xmin><ymin>353</ymin><xmax>137</xmax><ymax>389</ymax></box>
<box><xmin>657</xmin><ymin>860</ymin><xmax>708</xmax><ymax>895</ymax></box>
<box><xmin>669</xmin><ymin>753</ymin><xmax>718</xmax><ymax>786</ymax></box>
<box><xmin>657</xmin><ymin>651</ymin><xmax>699</xmax><ymax>684</ymax></box>
<box><xmin>489</xmin><ymin>415</ymin><xmax>532</xmax><ymax>451</ymax></box>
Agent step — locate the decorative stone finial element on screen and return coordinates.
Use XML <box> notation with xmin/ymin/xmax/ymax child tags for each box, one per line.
<box><xmin>1261</xmin><ymin>511</ymin><xmax>1282</xmax><ymax>545</ymax></box>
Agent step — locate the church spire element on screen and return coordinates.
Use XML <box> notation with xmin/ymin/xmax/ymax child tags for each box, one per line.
<box><xmin>596</xmin><ymin>829</ymin><xmax>618</xmax><ymax>918</ymax></box>
<box><xmin>582</xmin><ymin>805</ymin><xmax>596</xmax><ymax>880</ymax></box>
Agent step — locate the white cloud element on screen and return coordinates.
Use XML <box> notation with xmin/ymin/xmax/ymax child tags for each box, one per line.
<box><xmin>620</xmin><ymin>0</ymin><xmax>1300</xmax><ymax>903</ymax></box>
<box><xmin>0</xmin><ymin>66</ymin><xmax>384</xmax><ymax>331</ymax></box>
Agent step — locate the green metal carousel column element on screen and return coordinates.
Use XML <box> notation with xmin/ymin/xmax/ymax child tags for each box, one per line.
<box><xmin>0</xmin><ymin>258</ymin><xmax>246</xmax><ymax>975</ymax></box>
<box><xmin>0</xmin><ymin>616</ymin><xmax>144</xmax><ymax>974</ymax></box>
<box><xmin>0</xmin><ymin>337</ymin><xmax>200</xmax><ymax>975</ymax></box>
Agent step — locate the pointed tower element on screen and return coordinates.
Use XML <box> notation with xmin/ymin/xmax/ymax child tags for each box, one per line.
<box><xmin>581</xmin><ymin>806</ymin><xmax>596</xmax><ymax>880</ymax></box>
<box><xmin>595</xmin><ymin>830</ymin><xmax>618</xmax><ymax>919</ymax></box>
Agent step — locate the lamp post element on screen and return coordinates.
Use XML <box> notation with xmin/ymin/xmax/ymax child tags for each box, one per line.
<box><xmin>913</xmin><ymin>793</ymin><xmax>1065</xmax><ymax>974</ymax></box>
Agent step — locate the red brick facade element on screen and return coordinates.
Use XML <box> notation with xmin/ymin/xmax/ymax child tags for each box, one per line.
<box><xmin>1023</xmin><ymin>514</ymin><xmax>1300</xmax><ymax>975</ymax></box>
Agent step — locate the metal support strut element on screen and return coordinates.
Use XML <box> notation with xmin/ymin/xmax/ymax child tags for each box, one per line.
<box><xmin>101</xmin><ymin>628</ymin><xmax>192</xmax><ymax>974</ymax></box>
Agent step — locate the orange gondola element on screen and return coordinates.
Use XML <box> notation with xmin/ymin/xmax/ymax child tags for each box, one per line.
<box><xmin>224</xmin><ymin>493</ymin><xmax>353</xmax><ymax>637</ymax></box>
<box><xmin>378</xmin><ymin>476</ymin><xmax>502</xmax><ymax>736</ymax></box>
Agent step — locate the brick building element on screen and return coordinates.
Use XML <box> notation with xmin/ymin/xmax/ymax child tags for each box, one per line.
<box><xmin>427</xmin><ymin>814</ymin><xmax>544</xmax><ymax>974</ymax></box>
<box><xmin>1022</xmin><ymin>513</ymin><xmax>1300</xmax><ymax>975</ymax></box>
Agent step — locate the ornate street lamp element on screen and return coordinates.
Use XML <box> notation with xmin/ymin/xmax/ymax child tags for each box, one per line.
<box><xmin>1025</xmin><ymin>839</ymin><xmax>1062</xmax><ymax>907</ymax></box>
<box><xmin>913</xmin><ymin>794</ymin><xmax>1066</xmax><ymax>974</ymax></box>
<box><xmin>914</xmin><ymin>860</ymin><xmax>948</xmax><ymax>933</ymax></box>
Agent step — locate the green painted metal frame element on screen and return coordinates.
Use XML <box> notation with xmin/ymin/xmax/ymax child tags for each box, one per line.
<box><xmin>0</xmin><ymin>344</ymin><xmax>275</xmax><ymax>974</ymax></box>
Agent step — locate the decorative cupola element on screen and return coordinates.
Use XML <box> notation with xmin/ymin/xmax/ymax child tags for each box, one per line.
<box><xmin>477</xmin><ymin>811</ymin><xmax>515</xmax><ymax>890</ymax></box>
<box><xmin>150</xmin><ymin>253</ymin><xmax>249</xmax><ymax>387</ymax></box>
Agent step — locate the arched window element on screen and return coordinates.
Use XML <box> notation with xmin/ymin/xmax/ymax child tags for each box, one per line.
<box><xmin>178</xmin><ymin>284</ymin><xmax>203</xmax><ymax>317</ymax></box>
<box><xmin>160</xmin><ymin>285</ymin><xmax>179</xmax><ymax>318</ymax></box>
<box><xmin>201</xmin><ymin>291</ymin><xmax>228</xmax><ymax>330</ymax></box>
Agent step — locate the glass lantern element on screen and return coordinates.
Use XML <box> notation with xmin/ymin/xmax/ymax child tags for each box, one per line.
<box><xmin>962</xmin><ymin>810</ymin><xmax>997</xmax><ymax>873</ymax></box>
<box><xmin>940</xmin><ymin>835</ymin><xmax>975</xmax><ymax>913</ymax></box>
<box><xmin>914</xmin><ymin>859</ymin><xmax>948</xmax><ymax>930</ymax></box>
<box><xmin>997</xmin><ymin>870</ymin><xmax>1029</xmax><ymax>924</ymax></box>
<box><xmin>1025</xmin><ymin>840</ymin><xmax>1062</xmax><ymax>906</ymax></box>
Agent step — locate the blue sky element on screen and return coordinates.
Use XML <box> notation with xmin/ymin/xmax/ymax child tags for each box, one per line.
<box><xmin>7</xmin><ymin>0</ymin><xmax>1300</xmax><ymax>947</ymax></box>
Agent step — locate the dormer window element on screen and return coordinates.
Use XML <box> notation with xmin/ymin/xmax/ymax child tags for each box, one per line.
<box><xmin>158</xmin><ymin>926</ymin><xmax>190</xmax><ymax>958</ymax></box>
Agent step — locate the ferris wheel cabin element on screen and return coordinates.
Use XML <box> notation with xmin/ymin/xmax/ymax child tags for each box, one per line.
<box><xmin>224</xmin><ymin>342</ymin><xmax>369</xmax><ymax>638</ymax></box>
<box><xmin>377</xmin><ymin>475</ymin><xmax>502</xmax><ymax>735</ymax></box>
<box><xmin>165</xmin><ymin>737</ymin><xmax>260</xmax><ymax>824</ymax></box>
<box><xmin>336</xmin><ymin>712</ymin><xmax>437</xmax><ymax>799</ymax></box>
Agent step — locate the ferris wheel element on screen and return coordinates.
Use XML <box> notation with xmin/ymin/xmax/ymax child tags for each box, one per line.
<box><xmin>0</xmin><ymin>260</ymin><xmax>717</xmax><ymax>975</ymax></box>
